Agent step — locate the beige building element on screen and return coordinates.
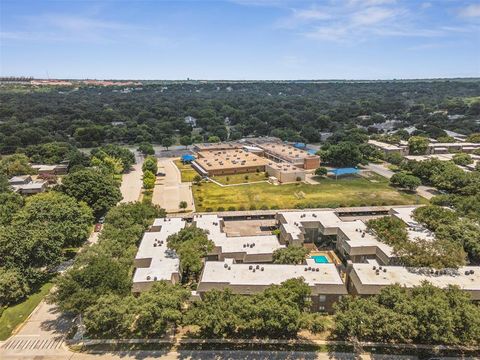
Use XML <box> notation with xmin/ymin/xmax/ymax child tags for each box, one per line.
<box><xmin>265</xmin><ymin>162</ymin><xmax>305</xmax><ymax>183</ymax></box>
<box><xmin>252</xmin><ymin>141</ymin><xmax>320</xmax><ymax>169</ymax></box>
<box><xmin>192</xmin><ymin>149</ymin><xmax>268</xmax><ymax>176</ymax></box>
<box><xmin>426</xmin><ymin>142</ymin><xmax>480</xmax><ymax>155</ymax></box>
<box><xmin>197</xmin><ymin>258</ymin><xmax>348</xmax><ymax>312</ymax></box>
<box><xmin>368</xmin><ymin>139</ymin><xmax>408</xmax><ymax>156</ymax></box>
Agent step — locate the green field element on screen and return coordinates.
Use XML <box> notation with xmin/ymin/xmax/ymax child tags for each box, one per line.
<box><xmin>174</xmin><ymin>159</ymin><xmax>198</xmax><ymax>182</ymax></box>
<box><xmin>193</xmin><ymin>174</ymin><xmax>423</xmax><ymax>211</ymax></box>
<box><xmin>0</xmin><ymin>281</ymin><xmax>54</xmax><ymax>340</ymax></box>
<box><xmin>210</xmin><ymin>172</ymin><xmax>269</xmax><ymax>185</ymax></box>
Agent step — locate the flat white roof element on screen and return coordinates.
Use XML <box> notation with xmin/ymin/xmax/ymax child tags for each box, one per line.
<box><xmin>352</xmin><ymin>263</ymin><xmax>480</xmax><ymax>292</ymax></box>
<box><xmin>133</xmin><ymin>218</ymin><xmax>185</xmax><ymax>284</ymax></box>
<box><xmin>194</xmin><ymin>214</ymin><xmax>284</xmax><ymax>254</ymax></box>
<box><xmin>200</xmin><ymin>259</ymin><xmax>346</xmax><ymax>290</ymax></box>
<box><xmin>368</xmin><ymin>139</ymin><xmax>403</xmax><ymax>151</ymax></box>
<box><xmin>280</xmin><ymin>210</ymin><xmax>394</xmax><ymax>257</ymax></box>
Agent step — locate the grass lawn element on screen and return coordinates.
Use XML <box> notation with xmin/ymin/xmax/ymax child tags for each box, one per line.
<box><xmin>174</xmin><ymin>159</ymin><xmax>198</xmax><ymax>182</ymax></box>
<box><xmin>194</xmin><ymin>174</ymin><xmax>424</xmax><ymax>211</ymax></box>
<box><xmin>0</xmin><ymin>281</ymin><xmax>54</xmax><ymax>340</ymax></box>
<box><xmin>210</xmin><ymin>172</ymin><xmax>269</xmax><ymax>185</ymax></box>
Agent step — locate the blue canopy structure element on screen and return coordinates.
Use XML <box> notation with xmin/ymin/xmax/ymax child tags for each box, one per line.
<box><xmin>293</xmin><ymin>142</ymin><xmax>307</xmax><ymax>149</ymax></box>
<box><xmin>181</xmin><ymin>154</ymin><xmax>195</xmax><ymax>163</ymax></box>
<box><xmin>328</xmin><ymin>167</ymin><xmax>359</xmax><ymax>178</ymax></box>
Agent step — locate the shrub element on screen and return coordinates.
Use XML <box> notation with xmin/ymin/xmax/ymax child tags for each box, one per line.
<box><xmin>238</xmin><ymin>205</ymin><xmax>246</xmax><ymax>211</ymax></box>
<box><xmin>260</xmin><ymin>205</ymin><xmax>269</xmax><ymax>210</ymax></box>
<box><xmin>227</xmin><ymin>206</ymin><xmax>236</xmax><ymax>211</ymax></box>
<box><xmin>217</xmin><ymin>207</ymin><xmax>225</xmax><ymax>212</ymax></box>
<box><xmin>205</xmin><ymin>207</ymin><xmax>213</xmax><ymax>212</ymax></box>
<box><xmin>249</xmin><ymin>205</ymin><xmax>257</xmax><ymax>210</ymax></box>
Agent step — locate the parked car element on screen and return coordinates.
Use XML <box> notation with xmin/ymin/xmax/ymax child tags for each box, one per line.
<box><xmin>156</xmin><ymin>172</ymin><xmax>166</xmax><ymax>176</ymax></box>
<box><xmin>94</xmin><ymin>223</ymin><xmax>102</xmax><ymax>232</ymax></box>
<box><xmin>98</xmin><ymin>216</ymin><xmax>105</xmax><ymax>224</ymax></box>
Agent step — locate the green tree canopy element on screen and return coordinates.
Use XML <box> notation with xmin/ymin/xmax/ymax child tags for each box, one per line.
<box><xmin>61</xmin><ymin>168</ymin><xmax>122</xmax><ymax>218</ymax></box>
<box><xmin>167</xmin><ymin>226</ymin><xmax>214</xmax><ymax>281</ymax></box>
<box><xmin>272</xmin><ymin>246</ymin><xmax>309</xmax><ymax>264</ymax></box>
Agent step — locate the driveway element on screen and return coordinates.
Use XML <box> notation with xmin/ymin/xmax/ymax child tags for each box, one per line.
<box><xmin>363</xmin><ymin>163</ymin><xmax>394</xmax><ymax>179</ymax></box>
<box><xmin>119</xmin><ymin>157</ymin><xmax>144</xmax><ymax>203</ymax></box>
<box><xmin>152</xmin><ymin>159</ymin><xmax>195</xmax><ymax>213</ymax></box>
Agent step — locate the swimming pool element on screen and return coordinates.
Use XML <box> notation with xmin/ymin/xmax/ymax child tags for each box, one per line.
<box><xmin>311</xmin><ymin>255</ymin><xmax>329</xmax><ymax>264</ymax></box>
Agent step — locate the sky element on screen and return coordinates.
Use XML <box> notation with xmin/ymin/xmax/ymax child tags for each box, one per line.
<box><xmin>0</xmin><ymin>0</ymin><xmax>479</xmax><ymax>80</ymax></box>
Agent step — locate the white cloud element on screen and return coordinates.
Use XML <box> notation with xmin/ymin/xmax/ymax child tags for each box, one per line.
<box><xmin>279</xmin><ymin>1</ymin><xmax>475</xmax><ymax>43</ymax></box>
<box><xmin>458</xmin><ymin>4</ymin><xmax>480</xmax><ymax>18</ymax></box>
<box><xmin>293</xmin><ymin>8</ymin><xmax>332</xmax><ymax>21</ymax></box>
<box><xmin>351</xmin><ymin>7</ymin><xmax>396</xmax><ymax>26</ymax></box>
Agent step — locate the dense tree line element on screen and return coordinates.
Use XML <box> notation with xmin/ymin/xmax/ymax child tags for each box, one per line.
<box><xmin>1</xmin><ymin>81</ymin><xmax>479</xmax><ymax>154</ymax></box>
<box><xmin>334</xmin><ymin>283</ymin><xmax>480</xmax><ymax>345</ymax></box>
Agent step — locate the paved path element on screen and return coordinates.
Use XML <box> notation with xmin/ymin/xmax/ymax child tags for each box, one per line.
<box><xmin>363</xmin><ymin>163</ymin><xmax>395</xmax><ymax>179</ymax></box>
<box><xmin>364</xmin><ymin>163</ymin><xmax>438</xmax><ymax>201</ymax></box>
<box><xmin>119</xmin><ymin>155</ymin><xmax>144</xmax><ymax>203</ymax></box>
<box><xmin>152</xmin><ymin>159</ymin><xmax>195</xmax><ymax>213</ymax></box>
<box><xmin>0</xmin><ymin>349</ymin><xmax>419</xmax><ymax>360</ymax></box>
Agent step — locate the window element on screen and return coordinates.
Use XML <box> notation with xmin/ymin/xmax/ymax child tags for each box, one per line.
<box><xmin>319</xmin><ymin>295</ymin><xmax>326</xmax><ymax>303</ymax></box>
<box><xmin>318</xmin><ymin>305</ymin><xmax>325</xmax><ymax>311</ymax></box>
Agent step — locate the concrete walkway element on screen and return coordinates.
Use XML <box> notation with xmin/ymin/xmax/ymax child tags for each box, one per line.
<box><xmin>364</xmin><ymin>163</ymin><xmax>438</xmax><ymax>201</ymax></box>
<box><xmin>119</xmin><ymin>157</ymin><xmax>144</xmax><ymax>203</ymax></box>
<box><xmin>152</xmin><ymin>159</ymin><xmax>195</xmax><ymax>213</ymax></box>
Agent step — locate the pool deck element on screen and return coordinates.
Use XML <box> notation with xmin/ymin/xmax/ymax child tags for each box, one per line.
<box><xmin>309</xmin><ymin>250</ymin><xmax>342</xmax><ymax>265</ymax></box>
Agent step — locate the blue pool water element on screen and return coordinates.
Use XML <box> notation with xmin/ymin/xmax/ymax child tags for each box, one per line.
<box><xmin>311</xmin><ymin>255</ymin><xmax>329</xmax><ymax>264</ymax></box>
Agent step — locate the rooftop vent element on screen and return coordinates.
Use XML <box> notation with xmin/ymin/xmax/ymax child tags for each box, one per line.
<box><xmin>224</xmin><ymin>263</ymin><xmax>228</xmax><ymax>268</ymax></box>
<box><xmin>249</xmin><ymin>265</ymin><xmax>253</xmax><ymax>270</ymax></box>
<box><xmin>147</xmin><ymin>276</ymin><xmax>151</xmax><ymax>280</ymax></box>
<box><xmin>261</xmin><ymin>267</ymin><xmax>264</xmax><ymax>271</ymax></box>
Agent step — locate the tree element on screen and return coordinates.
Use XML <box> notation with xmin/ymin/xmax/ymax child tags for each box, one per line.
<box><xmin>466</xmin><ymin>133</ymin><xmax>480</xmax><ymax>143</ymax></box>
<box><xmin>0</xmin><ymin>191</ymin><xmax>24</xmax><ymax>226</ymax></box>
<box><xmin>452</xmin><ymin>153</ymin><xmax>473</xmax><ymax>166</ymax></box>
<box><xmin>91</xmin><ymin>145</ymin><xmax>135</xmax><ymax>172</ymax></box>
<box><xmin>322</xmin><ymin>142</ymin><xmax>362</xmax><ymax>167</ymax></box>
<box><xmin>91</xmin><ymin>154</ymin><xmax>124</xmax><ymax>174</ymax></box>
<box><xmin>143</xmin><ymin>170</ymin><xmax>156</xmax><ymax>189</ymax></box>
<box><xmin>272</xmin><ymin>246</ymin><xmax>309</xmax><ymax>264</ymax></box>
<box><xmin>193</xmin><ymin>174</ymin><xmax>202</xmax><ymax>185</ymax></box>
<box><xmin>333</xmin><ymin>283</ymin><xmax>480</xmax><ymax>345</ymax></box>
<box><xmin>314</xmin><ymin>167</ymin><xmax>328</xmax><ymax>176</ymax></box>
<box><xmin>389</xmin><ymin>172</ymin><xmax>421</xmax><ymax>191</ymax></box>
<box><xmin>161</xmin><ymin>137</ymin><xmax>173</xmax><ymax>150</ymax></box>
<box><xmin>385</xmin><ymin>152</ymin><xmax>404</xmax><ymax>165</ymax></box>
<box><xmin>167</xmin><ymin>227</ymin><xmax>214</xmax><ymax>281</ymax></box>
<box><xmin>408</xmin><ymin>136</ymin><xmax>429</xmax><ymax>155</ymax></box>
<box><xmin>0</xmin><ymin>154</ymin><xmax>34</xmax><ymax>177</ymax></box>
<box><xmin>180</xmin><ymin>135</ymin><xmax>192</xmax><ymax>149</ymax></box>
<box><xmin>185</xmin><ymin>278</ymin><xmax>313</xmax><ymax>339</ymax></box>
<box><xmin>142</xmin><ymin>156</ymin><xmax>158</xmax><ymax>174</ymax></box>
<box><xmin>207</xmin><ymin>135</ymin><xmax>220</xmax><ymax>143</ymax></box>
<box><xmin>137</xmin><ymin>142</ymin><xmax>155</xmax><ymax>155</ymax></box>
<box><xmin>0</xmin><ymin>267</ymin><xmax>30</xmax><ymax>306</ymax></box>
<box><xmin>13</xmin><ymin>192</ymin><xmax>93</xmax><ymax>247</ymax></box>
<box><xmin>179</xmin><ymin>200</ymin><xmax>188</xmax><ymax>210</ymax></box>
<box><xmin>61</xmin><ymin>168</ymin><xmax>122</xmax><ymax>218</ymax></box>
<box><xmin>359</xmin><ymin>143</ymin><xmax>383</xmax><ymax>161</ymax></box>
<box><xmin>83</xmin><ymin>282</ymin><xmax>189</xmax><ymax>339</ymax></box>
